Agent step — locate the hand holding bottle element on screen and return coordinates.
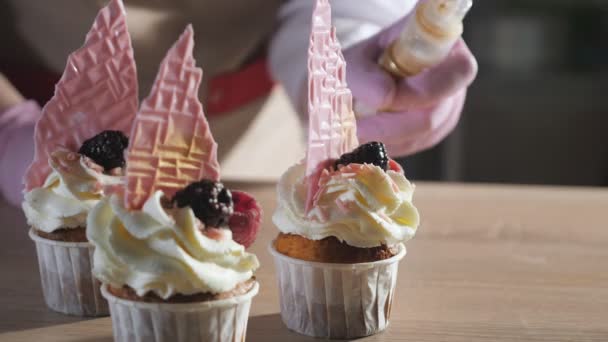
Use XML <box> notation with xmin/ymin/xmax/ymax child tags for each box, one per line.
<box><xmin>344</xmin><ymin>8</ymin><xmax>477</xmax><ymax>157</ymax></box>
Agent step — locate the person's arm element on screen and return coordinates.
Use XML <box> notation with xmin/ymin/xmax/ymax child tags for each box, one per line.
<box><xmin>0</xmin><ymin>73</ymin><xmax>40</xmax><ymax>206</ymax></box>
<box><xmin>269</xmin><ymin>0</ymin><xmax>477</xmax><ymax>157</ymax></box>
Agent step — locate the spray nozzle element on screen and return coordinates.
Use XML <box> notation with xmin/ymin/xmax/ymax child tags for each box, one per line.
<box><xmin>423</xmin><ymin>0</ymin><xmax>473</xmax><ymax>28</ymax></box>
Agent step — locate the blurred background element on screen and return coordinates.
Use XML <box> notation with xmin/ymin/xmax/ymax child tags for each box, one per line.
<box><xmin>403</xmin><ymin>0</ymin><xmax>608</xmax><ymax>186</ymax></box>
<box><xmin>2</xmin><ymin>1</ymin><xmax>607</xmax><ymax>187</ymax></box>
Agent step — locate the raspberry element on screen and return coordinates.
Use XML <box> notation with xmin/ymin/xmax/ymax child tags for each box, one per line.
<box><xmin>172</xmin><ymin>180</ymin><xmax>233</xmax><ymax>228</ymax></box>
<box><xmin>388</xmin><ymin>159</ymin><xmax>404</xmax><ymax>173</ymax></box>
<box><xmin>228</xmin><ymin>191</ymin><xmax>262</xmax><ymax>248</ymax></box>
<box><xmin>335</xmin><ymin>141</ymin><xmax>389</xmax><ymax>171</ymax></box>
<box><xmin>78</xmin><ymin>130</ymin><xmax>129</xmax><ymax>171</ymax></box>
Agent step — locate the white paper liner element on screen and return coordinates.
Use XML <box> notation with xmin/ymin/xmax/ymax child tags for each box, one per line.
<box><xmin>101</xmin><ymin>281</ymin><xmax>259</xmax><ymax>342</ymax></box>
<box><xmin>28</xmin><ymin>229</ymin><xmax>109</xmax><ymax>316</ymax></box>
<box><xmin>269</xmin><ymin>242</ymin><xmax>406</xmax><ymax>339</ymax></box>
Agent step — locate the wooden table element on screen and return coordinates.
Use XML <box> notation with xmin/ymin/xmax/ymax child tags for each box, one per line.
<box><xmin>1</xmin><ymin>182</ymin><xmax>607</xmax><ymax>341</ymax></box>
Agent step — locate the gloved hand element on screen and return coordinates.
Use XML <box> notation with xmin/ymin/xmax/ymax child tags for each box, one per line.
<box><xmin>343</xmin><ymin>15</ymin><xmax>478</xmax><ymax>157</ymax></box>
<box><xmin>0</xmin><ymin>100</ymin><xmax>40</xmax><ymax>206</ymax></box>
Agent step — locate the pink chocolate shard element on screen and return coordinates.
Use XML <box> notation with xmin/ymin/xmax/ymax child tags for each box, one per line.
<box><xmin>124</xmin><ymin>25</ymin><xmax>220</xmax><ymax>210</ymax></box>
<box><xmin>23</xmin><ymin>0</ymin><xmax>138</xmax><ymax>191</ymax></box>
<box><xmin>305</xmin><ymin>0</ymin><xmax>359</xmax><ymax>210</ymax></box>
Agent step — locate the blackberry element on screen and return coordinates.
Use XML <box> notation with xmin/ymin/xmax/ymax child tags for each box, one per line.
<box><xmin>335</xmin><ymin>141</ymin><xmax>389</xmax><ymax>171</ymax></box>
<box><xmin>78</xmin><ymin>130</ymin><xmax>129</xmax><ymax>171</ymax></box>
<box><xmin>172</xmin><ymin>180</ymin><xmax>234</xmax><ymax>228</ymax></box>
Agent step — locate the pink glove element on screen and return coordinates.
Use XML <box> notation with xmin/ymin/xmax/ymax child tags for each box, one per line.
<box><xmin>344</xmin><ymin>16</ymin><xmax>478</xmax><ymax>158</ymax></box>
<box><xmin>0</xmin><ymin>101</ymin><xmax>40</xmax><ymax>206</ymax></box>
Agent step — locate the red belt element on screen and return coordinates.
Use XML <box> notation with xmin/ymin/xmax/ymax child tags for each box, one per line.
<box><xmin>4</xmin><ymin>57</ymin><xmax>275</xmax><ymax>116</ymax></box>
<box><xmin>206</xmin><ymin>58</ymin><xmax>275</xmax><ymax>115</ymax></box>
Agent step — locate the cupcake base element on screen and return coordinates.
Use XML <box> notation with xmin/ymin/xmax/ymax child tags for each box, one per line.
<box><xmin>29</xmin><ymin>229</ymin><xmax>109</xmax><ymax>316</ymax></box>
<box><xmin>101</xmin><ymin>281</ymin><xmax>259</xmax><ymax>342</ymax></box>
<box><xmin>269</xmin><ymin>241</ymin><xmax>406</xmax><ymax>339</ymax></box>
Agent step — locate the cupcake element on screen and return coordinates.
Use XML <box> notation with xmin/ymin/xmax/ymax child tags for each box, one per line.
<box><xmin>270</xmin><ymin>0</ymin><xmax>420</xmax><ymax>339</ymax></box>
<box><xmin>89</xmin><ymin>25</ymin><xmax>262</xmax><ymax>342</ymax></box>
<box><xmin>21</xmin><ymin>0</ymin><xmax>138</xmax><ymax>316</ymax></box>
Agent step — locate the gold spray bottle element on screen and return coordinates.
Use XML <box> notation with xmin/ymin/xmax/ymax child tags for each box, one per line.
<box><xmin>379</xmin><ymin>0</ymin><xmax>473</xmax><ymax>78</ymax></box>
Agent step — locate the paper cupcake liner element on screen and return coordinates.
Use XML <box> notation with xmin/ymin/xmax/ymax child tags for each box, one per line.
<box><xmin>269</xmin><ymin>242</ymin><xmax>406</xmax><ymax>339</ymax></box>
<box><xmin>28</xmin><ymin>229</ymin><xmax>109</xmax><ymax>316</ymax></box>
<box><xmin>101</xmin><ymin>281</ymin><xmax>259</xmax><ymax>342</ymax></box>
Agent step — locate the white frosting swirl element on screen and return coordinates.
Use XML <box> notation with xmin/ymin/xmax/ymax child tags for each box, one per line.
<box><xmin>22</xmin><ymin>151</ymin><xmax>122</xmax><ymax>233</ymax></box>
<box><xmin>273</xmin><ymin>162</ymin><xmax>420</xmax><ymax>248</ymax></box>
<box><xmin>87</xmin><ymin>191</ymin><xmax>259</xmax><ymax>298</ymax></box>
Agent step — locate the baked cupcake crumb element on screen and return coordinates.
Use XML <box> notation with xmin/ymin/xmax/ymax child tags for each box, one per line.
<box><xmin>34</xmin><ymin>227</ymin><xmax>88</xmax><ymax>242</ymax></box>
<box><xmin>107</xmin><ymin>278</ymin><xmax>257</xmax><ymax>303</ymax></box>
<box><xmin>274</xmin><ymin>233</ymin><xmax>397</xmax><ymax>263</ymax></box>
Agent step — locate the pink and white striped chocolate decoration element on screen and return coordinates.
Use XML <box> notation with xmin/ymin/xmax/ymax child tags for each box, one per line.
<box><xmin>23</xmin><ymin>0</ymin><xmax>138</xmax><ymax>191</ymax></box>
<box><xmin>124</xmin><ymin>25</ymin><xmax>220</xmax><ymax>210</ymax></box>
<box><xmin>305</xmin><ymin>0</ymin><xmax>359</xmax><ymax>209</ymax></box>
